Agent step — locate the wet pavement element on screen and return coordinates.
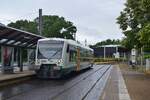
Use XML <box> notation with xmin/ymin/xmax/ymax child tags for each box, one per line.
<box><xmin>120</xmin><ymin>63</ymin><xmax>150</xmax><ymax>100</ymax></box>
<box><xmin>100</xmin><ymin>65</ymin><xmax>131</xmax><ymax>100</ymax></box>
<box><xmin>0</xmin><ymin>65</ymin><xmax>112</xmax><ymax>100</ymax></box>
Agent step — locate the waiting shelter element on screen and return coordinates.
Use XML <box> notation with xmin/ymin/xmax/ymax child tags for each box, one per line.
<box><xmin>92</xmin><ymin>45</ymin><xmax>129</xmax><ymax>59</ymax></box>
<box><xmin>0</xmin><ymin>24</ymin><xmax>44</xmax><ymax>74</ymax></box>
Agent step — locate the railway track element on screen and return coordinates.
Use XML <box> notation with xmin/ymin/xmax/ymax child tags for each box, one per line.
<box><xmin>50</xmin><ymin>65</ymin><xmax>108</xmax><ymax>100</ymax></box>
<box><xmin>81</xmin><ymin>66</ymin><xmax>111</xmax><ymax>100</ymax></box>
<box><xmin>51</xmin><ymin>65</ymin><xmax>111</xmax><ymax>100</ymax></box>
<box><xmin>0</xmin><ymin>65</ymin><xmax>112</xmax><ymax>100</ymax></box>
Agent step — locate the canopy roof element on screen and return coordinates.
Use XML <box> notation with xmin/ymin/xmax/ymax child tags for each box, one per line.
<box><xmin>0</xmin><ymin>24</ymin><xmax>44</xmax><ymax>49</ymax></box>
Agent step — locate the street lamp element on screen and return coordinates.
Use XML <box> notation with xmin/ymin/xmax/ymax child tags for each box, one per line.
<box><xmin>60</xmin><ymin>26</ymin><xmax>76</xmax><ymax>40</ymax></box>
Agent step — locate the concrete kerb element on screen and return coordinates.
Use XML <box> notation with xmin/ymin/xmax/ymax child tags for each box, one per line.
<box><xmin>0</xmin><ymin>71</ymin><xmax>35</xmax><ymax>87</ymax></box>
<box><xmin>117</xmin><ymin>66</ymin><xmax>131</xmax><ymax>100</ymax></box>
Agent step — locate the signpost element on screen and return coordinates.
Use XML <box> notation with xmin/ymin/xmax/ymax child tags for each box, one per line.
<box><xmin>130</xmin><ymin>48</ymin><xmax>137</xmax><ymax>69</ymax></box>
<box><xmin>131</xmin><ymin>48</ymin><xmax>136</xmax><ymax>64</ymax></box>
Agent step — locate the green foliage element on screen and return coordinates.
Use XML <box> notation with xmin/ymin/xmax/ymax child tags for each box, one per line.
<box><xmin>122</xmin><ymin>29</ymin><xmax>142</xmax><ymax>49</ymax></box>
<box><xmin>139</xmin><ymin>24</ymin><xmax>150</xmax><ymax>45</ymax></box>
<box><xmin>117</xmin><ymin>0</ymin><xmax>142</xmax><ymax>30</ymax></box>
<box><xmin>116</xmin><ymin>12</ymin><xmax>128</xmax><ymax>31</ymax></box>
<box><xmin>144</xmin><ymin>47</ymin><xmax>150</xmax><ymax>52</ymax></box>
<box><xmin>117</xmin><ymin>0</ymin><xmax>150</xmax><ymax>49</ymax></box>
<box><xmin>8</xmin><ymin>20</ymin><xmax>38</xmax><ymax>34</ymax></box>
<box><xmin>37</xmin><ymin>15</ymin><xmax>77</xmax><ymax>39</ymax></box>
<box><xmin>94</xmin><ymin>58</ymin><xmax>123</xmax><ymax>62</ymax></box>
<box><xmin>90</xmin><ymin>39</ymin><xmax>121</xmax><ymax>48</ymax></box>
<box><xmin>144</xmin><ymin>54</ymin><xmax>150</xmax><ymax>59</ymax></box>
<box><xmin>22</xmin><ymin>49</ymin><xmax>27</xmax><ymax>62</ymax></box>
<box><xmin>121</xmin><ymin>37</ymin><xmax>132</xmax><ymax>50</ymax></box>
<box><xmin>8</xmin><ymin>15</ymin><xmax>77</xmax><ymax>39</ymax></box>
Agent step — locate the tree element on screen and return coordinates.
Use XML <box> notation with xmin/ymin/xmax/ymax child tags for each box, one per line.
<box><xmin>8</xmin><ymin>20</ymin><xmax>38</xmax><ymax>34</ymax></box>
<box><xmin>90</xmin><ymin>39</ymin><xmax>121</xmax><ymax>48</ymax></box>
<box><xmin>8</xmin><ymin>15</ymin><xmax>77</xmax><ymax>39</ymax></box>
<box><xmin>139</xmin><ymin>24</ymin><xmax>150</xmax><ymax>46</ymax></box>
<box><xmin>39</xmin><ymin>15</ymin><xmax>76</xmax><ymax>39</ymax></box>
<box><xmin>116</xmin><ymin>0</ymin><xmax>150</xmax><ymax>49</ymax></box>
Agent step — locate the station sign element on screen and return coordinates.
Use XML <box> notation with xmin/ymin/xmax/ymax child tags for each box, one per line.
<box><xmin>113</xmin><ymin>52</ymin><xmax>120</xmax><ymax>58</ymax></box>
<box><xmin>131</xmin><ymin>49</ymin><xmax>136</xmax><ymax>56</ymax></box>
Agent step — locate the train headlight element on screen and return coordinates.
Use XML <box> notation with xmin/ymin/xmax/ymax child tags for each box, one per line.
<box><xmin>57</xmin><ymin>59</ymin><xmax>62</xmax><ymax>64</ymax></box>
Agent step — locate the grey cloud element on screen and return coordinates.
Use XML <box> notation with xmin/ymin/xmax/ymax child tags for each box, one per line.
<box><xmin>0</xmin><ymin>0</ymin><xmax>125</xmax><ymax>45</ymax></box>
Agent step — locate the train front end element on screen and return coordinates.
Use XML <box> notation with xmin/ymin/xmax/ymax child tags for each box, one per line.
<box><xmin>35</xmin><ymin>39</ymin><xmax>64</xmax><ymax>78</ymax></box>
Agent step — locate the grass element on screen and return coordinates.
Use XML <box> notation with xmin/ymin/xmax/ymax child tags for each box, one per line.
<box><xmin>119</xmin><ymin>63</ymin><xmax>148</xmax><ymax>74</ymax></box>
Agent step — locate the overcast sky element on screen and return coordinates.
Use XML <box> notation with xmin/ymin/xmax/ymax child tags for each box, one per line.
<box><xmin>0</xmin><ymin>0</ymin><xmax>125</xmax><ymax>45</ymax></box>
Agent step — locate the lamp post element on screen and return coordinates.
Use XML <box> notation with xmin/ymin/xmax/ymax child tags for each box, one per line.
<box><xmin>60</xmin><ymin>26</ymin><xmax>76</xmax><ymax>40</ymax></box>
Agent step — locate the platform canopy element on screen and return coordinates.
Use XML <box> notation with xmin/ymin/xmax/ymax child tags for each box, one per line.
<box><xmin>0</xmin><ymin>24</ymin><xmax>44</xmax><ymax>49</ymax></box>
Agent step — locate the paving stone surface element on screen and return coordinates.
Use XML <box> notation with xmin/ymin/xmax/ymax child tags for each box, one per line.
<box><xmin>100</xmin><ymin>65</ymin><xmax>131</xmax><ymax>100</ymax></box>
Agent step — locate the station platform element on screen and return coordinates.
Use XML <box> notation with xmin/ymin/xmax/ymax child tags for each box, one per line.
<box><xmin>0</xmin><ymin>71</ymin><xmax>35</xmax><ymax>82</ymax></box>
<box><xmin>0</xmin><ymin>67</ymin><xmax>35</xmax><ymax>87</ymax></box>
<box><xmin>119</xmin><ymin>64</ymin><xmax>150</xmax><ymax>100</ymax></box>
<box><xmin>100</xmin><ymin>65</ymin><xmax>131</xmax><ymax>100</ymax></box>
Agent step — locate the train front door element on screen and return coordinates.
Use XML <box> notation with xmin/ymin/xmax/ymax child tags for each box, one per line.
<box><xmin>76</xmin><ymin>48</ymin><xmax>80</xmax><ymax>71</ymax></box>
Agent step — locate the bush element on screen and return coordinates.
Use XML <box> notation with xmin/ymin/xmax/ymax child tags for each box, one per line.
<box><xmin>94</xmin><ymin>57</ymin><xmax>124</xmax><ymax>62</ymax></box>
<box><xmin>144</xmin><ymin>54</ymin><xmax>150</xmax><ymax>59</ymax></box>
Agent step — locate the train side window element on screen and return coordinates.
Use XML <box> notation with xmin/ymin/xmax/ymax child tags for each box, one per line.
<box><xmin>67</xmin><ymin>45</ymin><xmax>70</xmax><ymax>53</ymax></box>
<box><xmin>69</xmin><ymin>50</ymin><xmax>77</xmax><ymax>62</ymax></box>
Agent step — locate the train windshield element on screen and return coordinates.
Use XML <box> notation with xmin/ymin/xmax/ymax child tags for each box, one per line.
<box><xmin>37</xmin><ymin>41</ymin><xmax>64</xmax><ymax>59</ymax></box>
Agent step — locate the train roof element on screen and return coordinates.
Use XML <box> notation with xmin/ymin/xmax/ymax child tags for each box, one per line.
<box><xmin>38</xmin><ymin>38</ymin><xmax>93</xmax><ymax>51</ymax></box>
